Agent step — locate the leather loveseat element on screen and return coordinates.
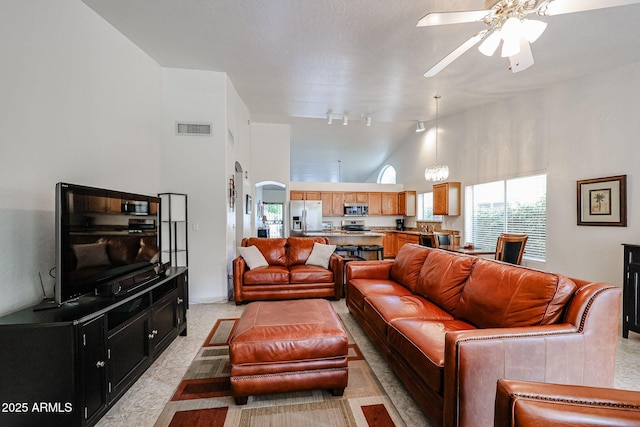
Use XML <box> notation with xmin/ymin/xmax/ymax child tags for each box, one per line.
<box><xmin>233</xmin><ymin>237</ymin><xmax>343</xmax><ymax>304</ymax></box>
<box><xmin>495</xmin><ymin>379</ymin><xmax>640</xmax><ymax>426</ymax></box>
<box><xmin>345</xmin><ymin>243</ymin><xmax>622</xmax><ymax>427</ymax></box>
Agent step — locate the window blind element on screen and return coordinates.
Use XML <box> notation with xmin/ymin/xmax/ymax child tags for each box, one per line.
<box><xmin>464</xmin><ymin>174</ymin><xmax>546</xmax><ymax>261</ymax></box>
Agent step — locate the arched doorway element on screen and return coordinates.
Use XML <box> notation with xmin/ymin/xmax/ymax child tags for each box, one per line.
<box><xmin>255</xmin><ymin>181</ymin><xmax>286</xmax><ymax>238</ymax></box>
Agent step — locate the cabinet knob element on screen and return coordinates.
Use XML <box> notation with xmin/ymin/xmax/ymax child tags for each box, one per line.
<box><xmin>148</xmin><ymin>333</ymin><xmax>155</xmax><ymax>339</ymax></box>
<box><xmin>152</xmin><ymin>329</ymin><xmax>158</xmax><ymax>335</ymax></box>
<box><xmin>96</xmin><ymin>360</ymin><xmax>105</xmax><ymax>368</ymax></box>
<box><xmin>177</xmin><ymin>298</ymin><xmax>184</xmax><ymax>304</ymax></box>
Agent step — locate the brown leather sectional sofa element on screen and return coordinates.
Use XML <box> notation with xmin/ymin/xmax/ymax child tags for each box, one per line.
<box><xmin>494</xmin><ymin>379</ymin><xmax>640</xmax><ymax>426</ymax></box>
<box><xmin>233</xmin><ymin>237</ymin><xmax>343</xmax><ymax>304</ymax></box>
<box><xmin>345</xmin><ymin>243</ymin><xmax>622</xmax><ymax>427</ymax></box>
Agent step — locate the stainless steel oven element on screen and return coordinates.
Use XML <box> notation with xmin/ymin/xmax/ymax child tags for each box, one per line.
<box><xmin>344</xmin><ymin>203</ymin><xmax>368</xmax><ymax>216</ymax></box>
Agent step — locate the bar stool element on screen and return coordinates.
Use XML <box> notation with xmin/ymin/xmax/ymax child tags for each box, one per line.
<box><xmin>358</xmin><ymin>245</ymin><xmax>384</xmax><ymax>260</ymax></box>
<box><xmin>335</xmin><ymin>245</ymin><xmax>359</xmax><ymax>257</ymax></box>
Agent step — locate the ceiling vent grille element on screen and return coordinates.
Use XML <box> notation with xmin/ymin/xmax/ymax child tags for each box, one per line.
<box><xmin>175</xmin><ymin>122</ymin><xmax>212</xmax><ymax>136</ymax></box>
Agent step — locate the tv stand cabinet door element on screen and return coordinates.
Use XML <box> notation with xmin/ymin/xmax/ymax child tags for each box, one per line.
<box><xmin>107</xmin><ymin>311</ymin><xmax>151</xmax><ymax>403</ymax></box>
<box><xmin>150</xmin><ymin>291</ymin><xmax>179</xmax><ymax>356</ymax></box>
<box><xmin>80</xmin><ymin>315</ymin><xmax>108</xmax><ymax>426</ymax></box>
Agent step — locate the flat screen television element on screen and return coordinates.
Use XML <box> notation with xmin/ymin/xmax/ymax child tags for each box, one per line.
<box><xmin>55</xmin><ymin>183</ymin><xmax>161</xmax><ymax>305</ymax></box>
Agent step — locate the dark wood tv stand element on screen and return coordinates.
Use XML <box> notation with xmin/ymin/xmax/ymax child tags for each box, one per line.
<box><xmin>0</xmin><ymin>267</ymin><xmax>188</xmax><ymax>427</ymax></box>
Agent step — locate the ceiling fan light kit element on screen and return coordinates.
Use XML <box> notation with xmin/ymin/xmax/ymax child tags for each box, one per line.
<box><xmin>418</xmin><ymin>0</ymin><xmax>640</xmax><ymax>76</ymax></box>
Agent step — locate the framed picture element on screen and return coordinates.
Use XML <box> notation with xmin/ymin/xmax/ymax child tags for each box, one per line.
<box><xmin>577</xmin><ymin>175</ymin><xmax>627</xmax><ymax>226</ymax></box>
<box><xmin>246</xmin><ymin>195</ymin><xmax>252</xmax><ymax>214</ymax></box>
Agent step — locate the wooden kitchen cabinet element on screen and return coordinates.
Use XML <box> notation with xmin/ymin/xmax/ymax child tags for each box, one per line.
<box><xmin>331</xmin><ymin>192</ymin><xmax>344</xmax><ymax>216</ymax></box>
<box><xmin>368</xmin><ymin>193</ymin><xmax>382</xmax><ymax>215</ymax></box>
<box><xmin>290</xmin><ymin>191</ymin><xmax>304</xmax><ymax>200</ymax></box>
<box><xmin>396</xmin><ymin>232</ymin><xmax>419</xmax><ymax>252</ymax></box>
<box><xmin>381</xmin><ymin>193</ymin><xmax>399</xmax><ymax>215</ymax></box>
<box><xmin>398</xmin><ymin>190</ymin><xmax>417</xmax><ymax>216</ymax></box>
<box><xmin>344</xmin><ymin>192</ymin><xmax>369</xmax><ymax>204</ymax></box>
<box><xmin>433</xmin><ymin>182</ymin><xmax>461</xmax><ymax>216</ymax></box>
<box><xmin>320</xmin><ymin>192</ymin><xmax>333</xmax><ymax>216</ymax></box>
<box><xmin>304</xmin><ymin>191</ymin><xmax>321</xmax><ymax>200</ymax></box>
<box><xmin>383</xmin><ymin>232</ymin><xmax>397</xmax><ymax>258</ymax></box>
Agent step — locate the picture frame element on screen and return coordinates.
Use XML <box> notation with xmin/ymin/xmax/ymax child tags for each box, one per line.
<box><xmin>246</xmin><ymin>195</ymin><xmax>252</xmax><ymax>214</ymax></box>
<box><xmin>577</xmin><ymin>175</ymin><xmax>627</xmax><ymax>226</ymax></box>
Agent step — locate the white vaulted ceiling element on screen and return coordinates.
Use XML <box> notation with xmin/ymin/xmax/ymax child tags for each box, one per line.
<box><xmin>82</xmin><ymin>0</ymin><xmax>640</xmax><ymax>182</ymax></box>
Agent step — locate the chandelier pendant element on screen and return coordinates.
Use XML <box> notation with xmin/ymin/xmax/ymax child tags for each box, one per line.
<box><xmin>424</xmin><ymin>95</ymin><xmax>450</xmax><ymax>182</ymax></box>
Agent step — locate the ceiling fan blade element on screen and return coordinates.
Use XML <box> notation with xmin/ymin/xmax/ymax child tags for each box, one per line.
<box><xmin>424</xmin><ymin>31</ymin><xmax>487</xmax><ymax>77</ymax></box>
<box><xmin>417</xmin><ymin>10</ymin><xmax>491</xmax><ymax>27</ymax></box>
<box><xmin>540</xmin><ymin>0</ymin><xmax>640</xmax><ymax>16</ymax></box>
<box><xmin>509</xmin><ymin>40</ymin><xmax>534</xmax><ymax>73</ymax></box>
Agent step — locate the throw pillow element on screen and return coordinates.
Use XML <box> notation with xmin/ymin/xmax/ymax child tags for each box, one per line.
<box><xmin>73</xmin><ymin>242</ymin><xmax>111</xmax><ymax>270</ymax></box>
<box><xmin>305</xmin><ymin>242</ymin><xmax>337</xmax><ymax>269</ymax></box>
<box><xmin>237</xmin><ymin>245</ymin><xmax>269</xmax><ymax>269</ymax></box>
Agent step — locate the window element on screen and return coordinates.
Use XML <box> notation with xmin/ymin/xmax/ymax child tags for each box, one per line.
<box><xmin>464</xmin><ymin>174</ymin><xmax>546</xmax><ymax>261</ymax></box>
<box><xmin>378</xmin><ymin>165</ymin><xmax>396</xmax><ymax>184</ymax></box>
<box><xmin>417</xmin><ymin>192</ymin><xmax>443</xmax><ymax>221</ymax></box>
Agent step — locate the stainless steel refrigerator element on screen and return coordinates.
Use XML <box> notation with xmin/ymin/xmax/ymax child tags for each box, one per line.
<box><xmin>290</xmin><ymin>200</ymin><xmax>323</xmax><ymax>234</ymax></box>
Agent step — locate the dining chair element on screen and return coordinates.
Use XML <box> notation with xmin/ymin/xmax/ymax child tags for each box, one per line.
<box><xmin>495</xmin><ymin>233</ymin><xmax>528</xmax><ymax>265</ymax></box>
<box><xmin>419</xmin><ymin>234</ymin><xmax>437</xmax><ymax>248</ymax></box>
<box><xmin>434</xmin><ymin>231</ymin><xmax>454</xmax><ymax>248</ymax></box>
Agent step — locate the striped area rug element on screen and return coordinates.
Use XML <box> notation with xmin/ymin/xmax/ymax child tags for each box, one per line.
<box><xmin>154</xmin><ymin>318</ymin><xmax>405</xmax><ymax>427</ymax></box>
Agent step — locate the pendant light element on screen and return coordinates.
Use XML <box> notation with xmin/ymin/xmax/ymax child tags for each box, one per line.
<box><xmin>424</xmin><ymin>95</ymin><xmax>449</xmax><ymax>182</ymax></box>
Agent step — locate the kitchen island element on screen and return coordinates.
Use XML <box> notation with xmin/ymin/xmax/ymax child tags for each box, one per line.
<box><xmin>303</xmin><ymin>231</ymin><xmax>385</xmax><ymax>260</ymax></box>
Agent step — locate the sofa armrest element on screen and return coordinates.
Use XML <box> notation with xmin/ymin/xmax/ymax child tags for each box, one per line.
<box><xmin>443</xmin><ymin>324</ymin><xmax>602</xmax><ymax>427</ymax></box>
<box><xmin>345</xmin><ymin>260</ymin><xmax>393</xmax><ymax>282</ymax></box>
<box><xmin>232</xmin><ymin>256</ymin><xmax>247</xmax><ymax>304</ymax></box>
<box><xmin>329</xmin><ymin>253</ymin><xmax>344</xmax><ymax>298</ymax></box>
<box><xmin>495</xmin><ymin>379</ymin><xmax>640</xmax><ymax>427</ymax></box>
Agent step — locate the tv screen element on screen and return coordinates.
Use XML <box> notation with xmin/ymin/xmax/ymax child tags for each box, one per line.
<box><xmin>55</xmin><ymin>183</ymin><xmax>161</xmax><ymax>304</ymax></box>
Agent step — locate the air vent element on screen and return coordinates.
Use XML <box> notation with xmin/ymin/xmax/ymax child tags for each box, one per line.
<box><xmin>175</xmin><ymin>122</ymin><xmax>212</xmax><ymax>136</ymax></box>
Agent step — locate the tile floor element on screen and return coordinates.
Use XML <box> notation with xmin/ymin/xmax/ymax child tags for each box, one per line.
<box><xmin>96</xmin><ymin>300</ymin><xmax>640</xmax><ymax>427</ymax></box>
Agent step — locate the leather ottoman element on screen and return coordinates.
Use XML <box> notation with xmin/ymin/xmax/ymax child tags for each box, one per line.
<box><xmin>229</xmin><ymin>299</ymin><xmax>349</xmax><ymax>404</ymax></box>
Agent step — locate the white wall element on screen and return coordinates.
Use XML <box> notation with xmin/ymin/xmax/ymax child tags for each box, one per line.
<box><xmin>0</xmin><ymin>0</ymin><xmax>163</xmax><ymax>316</ymax></box>
<box><xmin>383</xmin><ymin>60</ymin><xmax>640</xmax><ymax>287</ymax></box>
<box><xmin>161</xmin><ymin>68</ymin><xmax>232</xmax><ymax>303</ymax></box>
<box><xmin>250</xmin><ymin>123</ymin><xmax>291</xmax><ymax>186</ymax></box>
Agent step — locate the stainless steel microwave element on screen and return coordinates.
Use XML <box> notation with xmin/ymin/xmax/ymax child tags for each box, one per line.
<box><xmin>344</xmin><ymin>203</ymin><xmax>368</xmax><ymax>216</ymax></box>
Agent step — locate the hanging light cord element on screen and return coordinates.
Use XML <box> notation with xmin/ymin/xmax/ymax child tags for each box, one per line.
<box><xmin>434</xmin><ymin>95</ymin><xmax>440</xmax><ymax>164</ymax></box>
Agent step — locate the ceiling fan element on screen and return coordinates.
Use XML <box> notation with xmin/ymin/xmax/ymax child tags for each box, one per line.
<box><xmin>418</xmin><ymin>0</ymin><xmax>640</xmax><ymax>77</ymax></box>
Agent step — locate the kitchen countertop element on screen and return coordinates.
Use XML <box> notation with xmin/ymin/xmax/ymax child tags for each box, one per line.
<box><xmin>303</xmin><ymin>231</ymin><xmax>385</xmax><ymax>237</ymax></box>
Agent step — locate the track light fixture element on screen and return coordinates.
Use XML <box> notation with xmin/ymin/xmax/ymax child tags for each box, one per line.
<box><xmin>416</xmin><ymin>121</ymin><xmax>426</xmax><ymax>133</ymax></box>
<box><xmin>326</xmin><ymin>111</ymin><xmax>332</xmax><ymax>125</ymax></box>
<box><xmin>366</xmin><ymin>116</ymin><xmax>372</xmax><ymax>127</ymax></box>
<box><xmin>343</xmin><ymin>114</ymin><xmax>348</xmax><ymax>126</ymax></box>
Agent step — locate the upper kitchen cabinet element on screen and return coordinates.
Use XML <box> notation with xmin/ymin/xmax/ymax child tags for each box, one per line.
<box><xmin>290</xmin><ymin>191</ymin><xmax>304</xmax><ymax>200</ymax></box>
<box><xmin>331</xmin><ymin>192</ymin><xmax>344</xmax><ymax>216</ymax></box>
<box><xmin>398</xmin><ymin>191</ymin><xmax>417</xmax><ymax>216</ymax></box>
<box><xmin>344</xmin><ymin>192</ymin><xmax>369</xmax><ymax>204</ymax></box>
<box><xmin>381</xmin><ymin>193</ymin><xmax>399</xmax><ymax>215</ymax></box>
<box><xmin>304</xmin><ymin>191</ymin><xmax>322</xmax><ymax>200</ymax></box>
<box><xmin>368</xmin><ymin>193</ymin><xmax>382</xmax><ymax>215</ymax></box>
<box><xmin>433</xmin><ymin>182</ymin><xmax>461</xmax><ymax>216</ymax></box>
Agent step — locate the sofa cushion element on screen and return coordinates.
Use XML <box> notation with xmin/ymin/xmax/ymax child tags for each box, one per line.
<box><xmin>414</xmin><ymin>250</ymin><xmax>477</xmax><ymax>314</ymax></box>
<box><xmin>388</xmin><ymin>318</ymin><xmax>476</xmax><ymax>393</ymax></box>
<box><xmin>455</xmin><ymin>258</ymin><xmax>578</xmax><ymax>328</ymax></box>
<box><xmin>305</xmin><ymin>242</ymin><xmax>337</xmax><ymax>269</ymax></box>
<box><xmin>364</xmin><ymin>295</ymin><xmax>454</xmax><ymax>340</ymax></box>
<box><xmin>390</xmin><ymin>244</ymin><xmax>431</xmax><ymax>293</ymax></box>
<box><xmin>237</xmin><ymin>245</ymin><xmax>269</xmax><ymax>270</ymax></box>
<box><xmin>244</xmin><ymin>238</ymin><xmax>288</xmax><ymax>266</ymax></box>
<box><xmin>288</xmin><ymin>237</ymin><xmax>327</xmax><ymax>266</ymax></box>
<box><xmin>289</xmin><ymin>264</ymin><xmax>334</xmax><ymax>284</ymax></box>
<box><xmin>348</xmin><ymin>279</ymin><xmax>413</xmax><ymax>311</ymax></box>
<box><xmin>242</xmin><ymin>265</ymin><xmax>289</xmax><ymax>285</ymax></box>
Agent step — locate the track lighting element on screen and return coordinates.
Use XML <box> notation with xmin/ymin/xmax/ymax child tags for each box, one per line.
<box><xmin>366</xmin><ymin>116</ymin><xmax>372</xmax><ymax>127</ymax></box>
<box><xmin>327</xmin><ymin>111</ymin><xmax>332</xmax><ymax>125</ymax></box>
<box><xmin>343</xmin><ymin>114</ymin><xmax>348</xmax><ymax>126</ymax></box>
<box><xmin>416</xmin><ymin>121</ymin><xmax>426</xmax><ymax>133</ymax></box>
